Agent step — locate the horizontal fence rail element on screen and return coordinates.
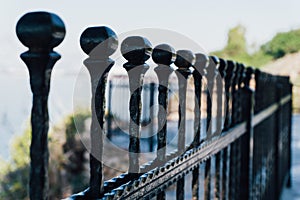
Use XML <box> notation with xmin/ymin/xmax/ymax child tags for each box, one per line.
<box><xmin>16</xmin><ymin>12</ymin><xmax>292</xmax><ymax>200</ymax></box>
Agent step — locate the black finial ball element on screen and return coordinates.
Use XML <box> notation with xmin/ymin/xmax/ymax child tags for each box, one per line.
<box><xmin>245</xmin><ymin>67</ymin><xmax>254</xmax><ymax>80</ymax></box>
<box><xmin>246</xmin><ymin>67</ymin><xmax>254</xmax><ymax>75</ymax></box>
<box><xmin>174</xmin><ymin>50</ymin><xmax>195</xmax><ymax>69</ymax></box>
<box><xmin>210</xmin><ymin>56</ymin><xmax>220</xmax><ymax>66</ymax></box>
<box><xmin>219</xmin><ymin>58</ymin><xmax>226</xmax><ymax>68</ymax></box>
<box><xmin>226</xmin><ymin>60</ymin><xmax>236</xmax><ymax>74</ymax></box>
<box><xmin>152</xmin><ymin>44</ymin><xmax>176</xmax><ymax>65</ymax></box>
<box><xmin>16</xmin><ymin>12</ymin><xmax>65</xmax><ymax>51</ymax></box>
<box><xmin>194</xmin><ymin>53</ymin><xmax>208</xmax><ymax>67</ymax></box>
<box><xmin>121</xmin><ymin>36</ymin><xmax>152</xmax><ymax>65</ymax></box>
<box><xmin>218</xmin><ymin>58</ymin><xmax>227</xmax><ymax>75</ymax></box>
<box><xmin>80</xmin><ymin>26</ymin><xmax>118</xmax><ymax>58</ymax></box>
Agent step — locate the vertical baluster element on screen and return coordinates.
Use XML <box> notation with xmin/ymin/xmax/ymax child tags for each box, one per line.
<box><xmin>267</xmin><ymin>75</ymin><xmax>276</xmax><ymax>199</ymax></box>
<box><xmin>71</xmin><ymin>26</ymin><xmax>118</xmax><ymax>199</ymax></box>
<box><xmin>244</xmin><ymin>67</ymin><xmax>253</xmax><ymax>88</ymax></box>
<box><xmin>152</xmin><ymin>44</ymin><xmax>176</xmax><ymax>200</ymax></box>
<box><xmin>153</xmin><ymin>44</ymin><xmax>175</xmax><ymax>161</ymax></box>
<box><xmin>192</xmin><ymin>53</ymin><xmax>208</xmax><ymax>148</ymax></box>
<box><xmin>191</xmin><ymin>53</ymin><xmax>209</xmax><ymax>199</ymax></box>
<box><xmin>206</xmin><ymin>56</ymin><xmax>218</xmax><ymax>138</ymax></box>
<box><xmin>215</xmin><ymin>58</ymin><xmax>226</xmax><ymax>200</ymax></box>
<box><xmin>16</xmin><ymin>12</ymin><xmax>65</xmax><ymax>200</ymax></box>
<box><xmin>229</xmin><ymin>62</ymin><xmax>238</xmax><ymax>200</ymax></box>
<box><xmin>149</xmin><ymin>82</ymin><xmax>156</xmax><ymax>152</ymax></box>
<box><xmin>221</xmin><ymin>60</ymin><xmax>235</xmax><ymax>200</ymax></box>
<box><xmin>215</xmin><ymin>153</ymin><xmax>221</xmax><ymax>200</ymax></box>
<box><xmin>264</xmin><ymin>72</ymin><xmax>270</xmax><ymax>198</ymax></box>
<box><xmin>174</xmin><ymin>50</ymin><xmax>194</xmax><ymax>154</ymax></box>
<box><xmin>277</xmin><ymin>76</ymin><xmax>285</xmax><ymax>194</ymax></box>
<box><xmin>253</xmin><ymin>69</ymin><xmax>261</xmax><ymax>198</ymax></box>
<box><xmin>287</xmin><ymin>78</ymin><xmax>293</xmax><ymax>188</ymax></box>
<box><xmin>221</xmin><ymin>148</ymin><xmax>228</xmax><ymax>200</ymax></box>
<box><xmin>278</xmin><ymin>75</ymin><xmax>285</xmax><ymax>191</ymax></box>
<box><xmin>254</xmin><ymin>69</ymin><xmax>262</xmax><ymax>113</ymax></box>
<box><xmin>258</xmin><ymin>71</ymin><xmax>266</xmax><ymax>199</ymax></box>
<box><xmin>231</xmin><ymin>63</ymin><xmax>241</xmax><ymax>127</ymax></box>
<box><xmin>232</xmin><ymin>63</ymin><xmax>240</xmax><ymax>200</ymax></box>
<box><xmin>216</xmin><ymin>58</ymin><xmax>226</xmax><ymax>135</ymax></box>
<box><xmin>234</xmin><ymin>63</ymin><xmax>242</xmax><ymax>200</ymax></box>
<box><xmin>203</xmin><ymin>56</ymin><xmax>218</xmax><ymax>200</ymax></box>
<box><xmin>107</xmin><ymin>80</ymin><xmax>113</xmax><ymax>140</ymax></box>
<box><xmin>236</xmin><ymin>63</ymin><xmax>245</xmax><ymax>199</ymax></box>
<box><xmin>244</xmin><ymin>67</ymin><xmax>255</xmax><ymax>200</ymax></box>
<box><xmin>238</xmin><ymin>67</ymin><xmax>254</xmax><ymax>200</ymax></box>
<box><xmin>174</xmin><ymin>50</ymin><xmax>194</xmax><ymax>200</ymax></box>
<box><xmin>229</xmin><ymin>135</ymin><xmax>236</xmax><ymax>199</ymax></box>
<box><xmin>224</xmin><ymin>61</ymin><xmax>236</xmax><ymax>131</ymax></box>
<box><xmin>121</xmin><ymin>36</ymin><xmax>152</xmax><ymax>174</ymax></box>
<box><xmin>237</xmin><ymin>64</ymin><xmax>245</xmax><ymax>123</ymax></box>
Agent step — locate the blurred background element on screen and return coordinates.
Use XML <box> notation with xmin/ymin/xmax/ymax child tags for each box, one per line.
<box><xmin>1</xmin><ymin>0</ymin><xmax>300</xmax><ymax>199</ymax></box>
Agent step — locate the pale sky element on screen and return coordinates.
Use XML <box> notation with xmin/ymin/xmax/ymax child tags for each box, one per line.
<box><xmin>1</xmin><ymin>0</ymin><xmax>300</xmax><ymax>63</ymax></box>
<box><xmin>1</xmin><ymin>0</ymin><xmax>300</xmax><ymax>158</ymax></box>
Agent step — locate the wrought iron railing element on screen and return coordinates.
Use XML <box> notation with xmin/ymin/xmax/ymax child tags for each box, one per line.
<box><xmin>16</xmin><ymin>11</ymin><xmax>292</xmax><ymax>200</ymax></box>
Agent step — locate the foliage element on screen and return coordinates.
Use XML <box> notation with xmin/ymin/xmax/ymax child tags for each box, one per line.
<box><xmin>213</xmin><ymin>25</ymin><xmax>250</xmax><ymax>64</ymax></box>
<box><xmin>10</xmin><ymin>127</ymin><xmax>31</xmax><ymax>169</ymax></box>
<box><xmin>223</xmin><ymin>25</ymin><xmax>247</xmax><ymax>57</ymax></box>
<box><xmin>213</xmin><ymin>25</ymin><xmax>273</xmax><ymax>67</ymax></box>
<box><xmin>213</xmin><ymin>25</ymin><xmax>300</xmax><ymax>67</ymax></box>
<box><xmin>0</xmin><ymin>110</ymin><xmax>91</xmax><ymax>199</ymax></box>
<box><xmin>261</xmin><ymin>29</ymin><xmax>300</xmax><ymax>58</ymax></box>
<box><xmin>0</xmin><ymin>127</ymin><xmax>30</xmax><ymax>200</ymax></box>
<box><xmin>65</xmin><ymin>109</ymin><xmax>90</xmax><ymax>147</ymax></box>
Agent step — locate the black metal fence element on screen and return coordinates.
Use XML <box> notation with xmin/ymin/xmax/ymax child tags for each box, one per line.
<box><xmin>16</xmin><ymin>12</ymin><xmax>292</xmax><ymax>200</ymax></box>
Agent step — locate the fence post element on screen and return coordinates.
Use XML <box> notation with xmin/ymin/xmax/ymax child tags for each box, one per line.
<box><xmin>153</xmin><ymin>44</ymin><xmax>175</xmax><ymax>200</ymax></box>
<box><xmin>174</xmin><ymin>50</ymin><xmax>194</xmax><ymax>154</ymax></box>
<box><xmin>174</xmin><ymin>50</ymin><xmax>194</xmax><ymax>200</ymax></box>
<box><xmin>121</xmin><ymin>36</ymin><xmax>152</xmax><ymax>174</ymax></box>
<box><xmin>224</xmin><ymin>61</ymin><xmax>236</xmax><ymax>131</ymax></box>
<box><xmin>203</xmin><ymin>56</ymin><xmax>218</xmax><ymax>200</ymax></box>
<box><xmin>148</xmin><ymin>82</ymin><xmax>155</xmax><ymax>152</ymax></box>
<box><xmin>191</xmin><ymin>53</ymin><xmax>208</xmax><ymax>200</ymax></box>
<box><xmin>215</xmin><ymin>57</ymin><xmax>226</xmax><ymax>200</ymax></box>
<box><xmin>16</xmin><ymin>12</ymin><xmax>65</xmax><ymax>200</ymax></box>
<box><xmin>273</xmin><ymin>75</ymin><xmax>282</xmax><ymax>199</ymax></box>
<box><xmin>229</xmin><ymin>61</ymin><xmax>238</xmax><ymax>200</ymax></box>
<box><xmin>192</xmin><ymin>53</ymin><xmax>208</xmax><ymax>148</ymax></box>
<box><xmin>153</xmin><ymin>44</ymin><xmax>175</xmax><ymax>161</ymax></box>
<box><xmin>107</xmin><ymin>80</ymin><xmax>113</xmax><ymax>140</ymax></box>
<box><xmin>239</xmin><ymin>67</ymin><xmax>254</xmax><ymax>200</ymax></box>
<box><xmin>71</xmin><ymin>26</ymin><xmax>118</xmax><ymax>199</ymax></box>
<box><xmin>221</xmin><ymin>60</ymin><xmax>235</xmax><ymax>200</ymax></box>
<box><xmin>234</xmin><ymin>63</ymin><xmax>245</xmax><ymax>199</ymax></box>
<box><xmin>287</xmin><ymin>81</ymin><xmax>293</xmax><ymax>188</ymax></box>
<box><xmin>231</xmin><ymin>62</ymin><xmax>241</xmax><ymax>127</ymax></box>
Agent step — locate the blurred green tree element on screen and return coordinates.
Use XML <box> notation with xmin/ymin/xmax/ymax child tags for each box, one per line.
<box><xmin>261</xmin><ymin>29</ymin><xmax>300</xmax><ymax>58</ymax></box>
<box><xmin>0</xmin><ymin>110</ymin><xmax>91</xmax><ymax>199</ymax></box>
